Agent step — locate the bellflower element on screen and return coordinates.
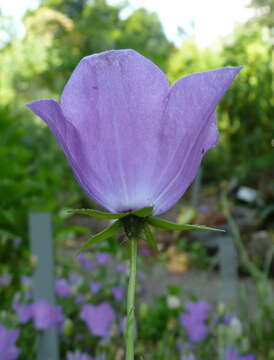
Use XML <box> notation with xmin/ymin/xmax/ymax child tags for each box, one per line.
<box><xmin>32</xmin><ymin>299</ymin><xmax>64</xmax><ymax>330</ymax></box>
<box><xmin>80</xmin><ymin>302</ymin><xmax>115</xmax><ymax>337</ymax></box>
<box><xmin>224</xmin><ymin>348</ymin><xmax>255</xmax><ymax>360</ymax></box>
<box><xmin>27</xmin><ymin>49</ymin><xmax>241</xmax><ymax>217</ymax></box>
<box><xmin>179</xmin><ymin>301</ymin><xmax>211</xmax><ymax>343</ymax></box>
<box><xmin>89</xmin><ymin>281</ymin><xmax>102</xmax><ymax>294</ymax></box>
<box><xmin>55</xmin><ymin>278</ymin><xmax>72</xmax><ymax>298</ymax></box>
<box><xmin>112</xmin><ymin>286</ymin><xmax>124</xmax><ymax>301</ymax></box>
<box><xmin>0</xmin><ymin>324</ymin><xmax>20</xmax><ymax>360</ymax></box>
<box><xmin>96</xmin><ymin>252</ymin><xmax>110</xmax><ymax>265</ymax></box>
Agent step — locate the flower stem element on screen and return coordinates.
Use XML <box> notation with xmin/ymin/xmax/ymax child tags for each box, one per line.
<box><xmin>126</xmin><ymin>236</ymin><xmax>137</xmax><ymax>360</ymax></box>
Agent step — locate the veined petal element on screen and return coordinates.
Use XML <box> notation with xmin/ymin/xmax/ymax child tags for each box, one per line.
<box><xmin>26</xmin><ymin>99</ymin><xmax>115</xmax><ymax>210</ymax></box>
<box><xmin>60</xmin><ymin>49</ymin><xmax>170</xmax><ymax>212</ymax></box>
<box><xmin>152</xmin><ymin>66</ymin><xmax>242</xmax><ymax>215</ymax></box>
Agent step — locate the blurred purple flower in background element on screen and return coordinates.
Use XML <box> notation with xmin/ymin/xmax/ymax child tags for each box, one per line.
<box><xmin>117</xmin><ymin>263</ymin><xmax>127</xmax><ymax>273</ymax></box>
<box><xmin>67</xmin><ymin>351</ymin><xmax>93</xmax><ymax>360</ymax></box>
<box><xmin>20</xmin><ymin>275</ymin><xmax>32</xmax><ymax>287</ymax></box>
<box><xmin>96</xmin><ymin>252</ymin><xmax>110</xmax><ymax>265</ymax></box>
<box><xmin>80</xmin><ymin>302</ymin><xmax>115</xmax><ymax>337</ymax></box>
<box><xmin>224</xmin><ymin>348</ymin><xmax>255</xmax><ymax>360</ymax></box>
<box><xmin>0</xmin><ymin>272</ymin><xmax>11</xmax><ymax>286</ymax></box>
<box><xmin>17</xmin><ymin>304</ymin><xmax>33</xmax><ymax>324</ymax></box>
<box><xmin>181</xmin><ymin>355</ymin><xmax>196</xmax><ymax>360</ymax></box>
<box><xmin>179</xmin><ymin>301</ymin><xmax>211</xmax><ymax>342</ymax></box>
<box><xmin>112</xmin><ymin>286</ymin><xmax>124</xmax><ymax>301</ymax></box>
<box><xmin>69</xmin><ymin>272</ymin><xmax>83</xmax><ymax>286</ymax></box>
<box><xmin>32</xmin><ymin>299</ymin><xmax>64</xmax><ymax>330</ymax></box>
<box><xmin>75</xmin><ymin>294</ymin><xmax>85</xmax><ymax>305</ymax></box>
<box><xmin>55</xmin><ymin>278</ymin><xmax>72</xmax><ymax>298</ymax></box>
<box><xmin>89</xmin><ymin>281</ymin><xmax>102</xmax><ymax>294</ymax></box>
<box><xmin>0</xmin><ymin>324</ymin><xmax>20</xmax><ymax>360</ymax></box>
<box><xmin>27</xmin><ymin>49</ymin><xmax>241</xmax><ymax>215</ymax></box>
<box><xmin>77</xmin><ymin>253</ymin><xmax>96</xmax><ymax>271</ymax></box>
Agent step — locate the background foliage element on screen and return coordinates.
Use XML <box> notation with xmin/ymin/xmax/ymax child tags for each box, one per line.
<box><xmin>0</xmin><ymin>0</ymin><xmax>273</xmax><ymax>358</ymax></box>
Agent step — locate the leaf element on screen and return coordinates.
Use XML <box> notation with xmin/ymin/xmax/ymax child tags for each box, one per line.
<box><xmin>143</xmin><ymin>223</ymin><xmax>158</xmax><ymax>250</ymax></box>
<box><xmin>147</xmin><ymin>216</ymin><xmax>225</xmax><ymax>232</ymax></box>
<box><xmin>132</xmin><ymin>206</ymin><xmax>154</xmax><ymax>217</ymax></box>
<box><xmin>68</xmin><ymin>208</ymin><xmax>129</xmax><ymax>219</ymax></box>
<box><xmin>76</xmin><ymin>220</ymin><xmax>122</xmax><ymax>256</ymax></box>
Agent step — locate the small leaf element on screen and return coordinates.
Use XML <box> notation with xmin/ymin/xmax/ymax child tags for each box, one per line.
<box><xmin>132</xmin><ymin>206</ymin><xmax>154</xmax><ymax>217</ymax></box>
<box><xmin>68</xmin><ymin>208</ymin><xmax>129</xmax><ymax>219</ymax></box>
<box><xmin>147</xmin><ymin>216</ymin><xmax>225</xmax><ymax>232</ymax></box>
<box><xmin>76</xmin><ymin>220</ymin><xmax>122</xmax><ymax>256</ymax></box>
<box><xmin>143</xmin><ymin>223</ymin><xmax>158</xmax><ymax>250</ymax></box>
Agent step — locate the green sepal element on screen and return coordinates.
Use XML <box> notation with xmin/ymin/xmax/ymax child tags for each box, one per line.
<box><xmin>68</xmin><ymin>208</ymin><xmax>129</xmax><ymax>219</ymax></box>
<box><xmin>131</xmin><ymin>206</ymin><xmax>153</xmax><ymax>217</ymax></box>
<box><xmin>147</xmin><ymin>216</ymin><xmax>225</xmax><ymax>232</ymax></box>
<box><xmin>68</xmin><ymin>206</ymin><xmax>153</xmax><ymax>220</ymax></box>
<box><xmin>76</xmin><ymin>220</ymin><xmax>122</xmax><ymax>256</ymax></box>
<box><xmin>143</xmin><ymin>223</ymin><xmax>158</xmax><ymax>250</ymax></box>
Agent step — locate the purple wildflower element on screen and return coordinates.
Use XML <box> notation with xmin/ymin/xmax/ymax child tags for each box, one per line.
<box><xmin>112</xmin><ymin>286</ymin><xmax>124</xmax><ymax>301</ymax></box>
<box><xmin>89</xmin><ymin>281</ymin><xmax>102</xmax><ymax>294</ymax></box>
<box><xmin>75</xmin><ymin>294</ymin><xmax>85</xmax><ymax>305</ymax></box>
<box><xmin>117</xmin><ymin>263</ymin><xmax>127</xmax><ymax>273</ymax></box>
<box><xmin>181</xmin><ymin>355</ymin><xmax>196</xmax><ymax>360</ymax></box>
<box><xmin>224</xmin><ymin>348</ymin><xmax>255</xmax><ymax>360</ymax></box>
<box><xmin>21</xmin><ymin>275</ymin><xmax>32</xmax><ymax>287</ymax></box>
<box><xmin>69</xmin><ymin>272</ymin><xmax>83</xmax><ymax>285</ymax></box>
<box><xmin>55</xmin><ymin>278</ymin><xmax>72</xmax><ymax>298</ymax></box>
<box><xmin>32</xmin><ymin>299</ymin><xmax>64</xmax><ymax>330</ymax></box>
<box><xmin>80</xmin><ymin>303</ymin><xmax>115</xmax><ymax>337</ymax></box>
<box><xmin>0</xmin><ymin>324</ymin><xmax>20</xmax><ymax>360</ymax></box>
<box><xmin>0</xmin><ymin>272</ymin><xmax>11</xmax><ymax>286</ymax></box>
<box><xmin>77</xmin><ymin>253</ymin><xmax>96</xmax><ymax>271</ymax></box>
<box><xmin>16</xmin><ymin>304</ymin><xmax>33</xmax><ymax>323</ymax></box>
<box><xmin>179</xmin><ymin>301</ymin><xmax>211</xmax><ymax>343</ymax></box>
<box><xmin>27</xmin><ymin>49</ymin><xmax>241</xmax><ymax>215</ymax></box>
<box><xmin>96</xmin><ymin>252</ymin><xmax>110</xmax><ymax>265</ymax></box>
<box><xmin>67</xmin><ymin>351</ymin><xmax>93</xmax><ymax>360</ymax></box>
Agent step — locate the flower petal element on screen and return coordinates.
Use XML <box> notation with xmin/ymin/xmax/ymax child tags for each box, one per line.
<box><xmin>26</xmin><ymin>99</ymin><xmax>113</xmax><ymax>209</ymax></box>
<box><xmin>152</xmin><ymin>66</ymin><xmax>242</xmax><ymax>214</ymax></box>
<box><xmin>60</xmin><ymin>49</ymin><xmax>170</xmax><ymax>212</ymax></box>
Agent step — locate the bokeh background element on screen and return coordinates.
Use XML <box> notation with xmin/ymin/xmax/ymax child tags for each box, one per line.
<box><xmin>0</xmin><ymin>0</ymin><xmax>273</xmax><ymax>359</ymax></box>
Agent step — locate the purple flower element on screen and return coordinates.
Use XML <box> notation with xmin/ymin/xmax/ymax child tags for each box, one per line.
<box><xmin>77</xmin><ymin>253</ymin><xmax>96</xmax><ymax>271</ymax></box>
<box><xmin>224</xmin><ymin>348</ymin><xmax>255</xmax><ymax>360</ymax></box>
<box><xmin>21</xmin><ymin>275</ymin><xmax>32</xmax><ymax>287</ymax></box>
<box><xmin>0</xmin><ymin>272</ymin><xmax>11</xmax><ymax>286</ymax></box>
<box><xmin>112</xmin><ymin>286</ymin><xmax>124</xmax><ymax>301</ymax></box>
<box><xmin>80</xmin><ymin>303</ymin><xmax>115</xmax><ymax>337</ymax></box>
<box><xmin>32</xmin><ymin>299</ymin><xmax>64</xmax><ymax>330</ymax></box>
<box><xmin>179</xmin><ymin>301</ymin><xmax>211</xmax><ymax>343</ymax></box>
<box><xmin>89</xmin><ymin>281</ymin><xmax>102</xmax><ymax>294</ymax></box>
<box><xmin>96</xmin><ymin>252</ymin><xmax>110</xmax><ymax>265</ymax></box>
<box><xmin>67</xmin><ymin>351</ymin><xmax>93</xmax><ymax>360</ymax></box>
<box><xmin>181</xmin><ymin>355</ymin><xmax>196</xmax><ymax>360</ymax></box>
<box><xmin>75</xmin><ymin>294</ymin><xmax>85</xmax><ymax>305</ymax></box>
<box><xmin>27</xmin><ymin>50</ymin><xmax>241</xmax><ymax>215</ymax></box>
<box><xmin>69</xmin><ymin>272</ymin><xmax>83</xmax><ymax>285</ymax></box>
<box><xmin>117</xmin><ymin>263</ymin><xmax>127</xmax><ymax>273</ymax></box>
<box><xmin>0</xmin><ymin>324</ymin><xmax>20</xmax><ymax>360</ymax></box>
<box><xmin>16</xmin><ymin>304</ymin><xmax>33</xmax><ymax>323</ymax></box>
<box><xmin>55</xmin><ymin>278</ymin><xmax>72</xmax><ymax>298</ymax></box>
<box><xmin>185</xmin><ymin>301</ymin><xmax>211</xmax><ymax>321</ymax></box>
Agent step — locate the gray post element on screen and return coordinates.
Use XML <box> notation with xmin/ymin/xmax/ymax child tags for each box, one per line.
<box><xmin>191</xmin><ymin>168</ymin><xmax>202</xmax><ymax>208</ymax></box>
<box><xmin>29</xmin><ymin>212</ymin><xmax>59</xmax><ymax>360</ymax></box>
<box><xmin>218</xmin><ymin>234</ymin><xmax>239</xmax><ymax>310</ymax></box>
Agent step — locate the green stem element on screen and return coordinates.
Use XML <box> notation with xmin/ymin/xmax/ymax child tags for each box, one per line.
<box><xmin>126</xmin><ymin>236</ymin><xmax>137</xmax><ymax>360</ymax></box>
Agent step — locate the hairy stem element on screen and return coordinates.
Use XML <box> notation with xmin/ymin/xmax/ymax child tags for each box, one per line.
<box><xmin>126</xmin><ymin>236</ymin><xmax>137</xmax><ymax>360</ymax></box>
